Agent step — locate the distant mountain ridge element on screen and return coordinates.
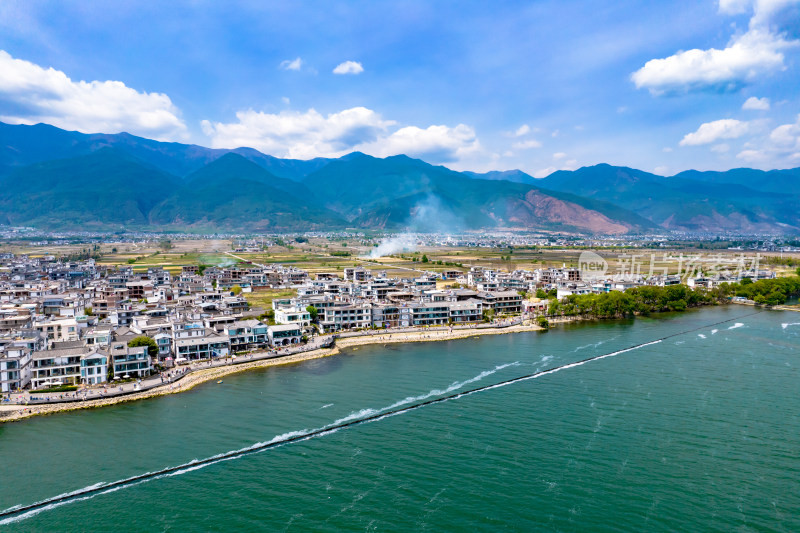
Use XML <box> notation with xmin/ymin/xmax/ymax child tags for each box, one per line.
<box><xmin>0</xmin><ymin>122</ymin><xmax>328</xmax><ymax>180</ymax></box>
<box><xmin>0</xmin><ymin>121</ymin><xmax>798</xmax><ymax>234</ymax></box>
<box><xmin>537</xmin><ymin>164</ymin><xmax>800</xmax><ymax>232</ymax></box>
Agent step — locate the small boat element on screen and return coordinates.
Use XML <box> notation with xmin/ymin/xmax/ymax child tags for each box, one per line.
<box><xmin>217</xmin><ymin>380</ymin><xmax>223</xmax><ymax>384</ymax></box>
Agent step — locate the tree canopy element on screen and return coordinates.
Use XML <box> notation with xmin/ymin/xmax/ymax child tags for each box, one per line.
<box><xmin>128</xmin><ymin>336</ymin><xmax>158</xmax><ymax>357</ymax></box>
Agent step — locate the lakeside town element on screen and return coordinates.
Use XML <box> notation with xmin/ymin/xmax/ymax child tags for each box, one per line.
<box><xmin>1</xmin><ymin>234</ymin><xmax>793</xmax><ymax>405</ymax></box>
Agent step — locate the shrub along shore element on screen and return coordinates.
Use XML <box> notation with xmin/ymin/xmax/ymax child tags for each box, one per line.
<box><xmin>546</xmin><ymin>275</ymin><xmax>800</xmax><ymax>319</ymax></box>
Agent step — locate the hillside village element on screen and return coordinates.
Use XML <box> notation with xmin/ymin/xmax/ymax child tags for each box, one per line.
<box><xmin>0</xmin><ymin>251</ymin><xmax>777</xmax><ymax>394</ymax></box>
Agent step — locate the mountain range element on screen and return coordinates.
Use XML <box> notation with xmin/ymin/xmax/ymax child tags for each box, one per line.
<box><xmin>0</xmin><ymin>121</ymin><xmax>798</xmax><ymax>234</ymax></box>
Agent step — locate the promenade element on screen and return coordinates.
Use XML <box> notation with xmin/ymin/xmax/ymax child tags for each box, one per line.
<box><xmin>0</xmin><ymin>318</ymin><xmax>547</xmax><ymax>422</ymax></box>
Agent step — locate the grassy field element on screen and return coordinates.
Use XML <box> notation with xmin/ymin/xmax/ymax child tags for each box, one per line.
<box><xmin>244</xmin><ymin>289</ymin><xmax>298</xmax><ymax>310</ymax></box>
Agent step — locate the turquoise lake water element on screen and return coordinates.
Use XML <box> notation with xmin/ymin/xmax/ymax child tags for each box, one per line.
<box><xmin>1</xmin><ymin>306</ymin><xmax>798</xmax><ymax>531</ymax></box>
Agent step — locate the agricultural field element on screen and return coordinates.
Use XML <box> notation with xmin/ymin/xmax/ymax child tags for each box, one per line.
<box><xmin>2</xmin><ymin>234</ymin><xmax>792</xmax><ymax>280</ymax></box>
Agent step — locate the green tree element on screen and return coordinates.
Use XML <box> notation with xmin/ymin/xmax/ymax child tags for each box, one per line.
<box><xmin>231</xmin><ymin>284</ymin><xmax>243</xmax><ymax>295</ymax></box>
<box><xmin>421</xmin><ymin>255</ymin><xmax>429</xmax><ymax>263</ymax></box>
<box><xmin>537</xmin><ymin>316</ymin><xmax>549</xmax><ymax>329</ymax></box>
<box><xmin>306</xmin><ymin>305</ymin><xmax>319</xmax><ymax>321</ymax></box>
<box><xmin>259</xmin><ymin>309</ymin><xmax>276</xmax><ymax>325</ymax></box>
<box><xmin>128</xmin><ymin>336</ymin><xmax>158</xmax><ymax>357</ymax></box>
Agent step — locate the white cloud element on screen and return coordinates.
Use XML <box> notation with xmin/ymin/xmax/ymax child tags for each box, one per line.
<box><xmin>718</xmin><ymin>0</ymin><xmax>751</xmax><ymax>15</ymax></box>
<box><xmin>662</xmin><ymin>146</ymin><xmax>674</xmax><ymax>152</ymax></box>
<box><xmin>736</xmin><ymin>148</ymin><xmax>768</xmax><ymax>162</ymax></box>
<box><xmin>333</xmin><ymin>61</ymin><xmax>364</xmax><ymax>75</ymax></box>
<box><xmin>769</xmin><ymin>113</ymin><xmax>800</xmax><ymax>149</ymax></box>
<box><xmin>552</xmin><ymin>152</ymin><xmax>567</xmax><ymax>159</ymax></box>
<box><xmin>742</xmin><ymin>96</ymin><xmax>771</xmax><ymax>109</ymax></box>
<box><xmin>201</xmin><ymin>107</ymin><xmax>393</xmax><ymax>159</ymax></box>
<box><xmin>632</xmin><ymin>1</ymin><xmax>799</xmax><ymax>94</ymax></box>
<box><xmin>715</xmin><ymin>113</ymin><xmax>800</xmax><ymax>168</ymax></box>
<box><xmin>533</xmin><ymin>159</ymin><xmax>579</xmax><ymax>179</ymax></box>
<box><xmin>365</xmin><ymin>123</ymin><xmax>480</xmax><ymax>163</ymax></box>
<box><xmin>711</xmin><ymin>143</ymin><xmax>731</xmax><ymax>153</ymax></box>
<box><xmin>514</xmin><ymin>124</ymin><xmax>530</xmax><ymax>136</ymax></box>
<box><xmin>511</xmin><ymin>139</ymin><xmax>542</xmax><ymax>150</ymax></box>
<box><xmin>654</xmin><ymin>165</ymin><xmax>670</xmax><ymax>175</ymax></box>
<box><xmin>0</xmin><ymin>50</ymin><xmax>186</xmax><ymax>140</ymax></box>
<box><xmin>202</xmin><ymin>106</ymin><xmax>480</xmax><ymax>163</ymax></box>
<box><xmin>280</xmin><ymin>57</ymin><xmax>303</xmax><ymax>71</ymax></box>
<box><xmin>632</xmin><ymin>30</ymin><xmax>793</xmax><ymax>94</ymax></box>
<box><xmin>679</xmin><ymin>119</ymin><xmax>750</xmax><ymax>145</ymax></box>
<box><xmin>533</xmin><ymin>167</ymin><xmax>557</xmax><ymax>179</ymax></box>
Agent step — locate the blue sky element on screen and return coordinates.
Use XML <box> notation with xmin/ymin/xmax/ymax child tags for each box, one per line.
<box><xmin>0</xmin><ymin>0</ymin><xmax>799</xmax><ymax>176</ymax></box>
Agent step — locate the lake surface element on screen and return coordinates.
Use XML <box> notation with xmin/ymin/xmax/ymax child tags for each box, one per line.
<box><xmin>1</xmin><ymin>306</ymin><xmax>798</xmax><ymax>531</ymax></box>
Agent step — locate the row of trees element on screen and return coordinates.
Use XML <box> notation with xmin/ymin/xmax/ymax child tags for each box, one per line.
<box><xmin>546</xmin><ymin>274</ymin><xmax>800</xmax><ymax>319</ymax></box>
<box><xmin>547</xmin><ymin>284</ymin><xmax>715</xmax><ymax>319</ymax></box>
<box><xmin>719</xmin><ymin>273</ymin><xmax>800</xmax><ymax>306</ymax></box>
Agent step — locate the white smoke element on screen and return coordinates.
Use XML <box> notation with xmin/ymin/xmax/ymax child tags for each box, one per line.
<box><xmin>368</xmin><ymin>193</ymin><xmax>464</xmax><ymax>259</ymax></box>
<box><xmin>369</xmin><ymin>233</ymin><xmax>416</xmax><ymax>258</ymax></box>
<box><xmin>199</xmin><ymin>255</ymin><xmax>236</xmax><ymax>267</ymax></box>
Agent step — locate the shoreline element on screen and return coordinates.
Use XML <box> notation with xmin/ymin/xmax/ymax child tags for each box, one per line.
<box><xmin>0</xmin><ymin>322</ymin><xmax>545</xmax><ymax>424</ymax></box>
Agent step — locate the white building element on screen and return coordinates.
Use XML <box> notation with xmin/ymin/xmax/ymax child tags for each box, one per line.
<box><xmin>275</xmin><ymin>306</ymin><xmax>311</xmax><ymax>327</ymax></box>
<box><xmin>268</xmin><ymin>324</ymin><xmax>302</xmax><ymax>346</ymax></box>
<box><xmin>80</xmin><ymin>351</ymin><xmax>109</xmax><ymax>385</ymax></box>
<box><xmin>0</xmin><ymin>346</ymin><xmax>32</xmax><ymax>392</ymax></box>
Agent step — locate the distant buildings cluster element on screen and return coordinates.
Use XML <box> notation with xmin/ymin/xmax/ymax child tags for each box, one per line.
<box><xmin>0</xmin><ymin>250</ymin><xmax>777</xmax><ymax>393</ymax></box>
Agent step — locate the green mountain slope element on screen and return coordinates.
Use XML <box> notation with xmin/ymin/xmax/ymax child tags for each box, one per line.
<box><xmin>4</xmin><ymin>120</ymin><xmax>798</xmax><ymax>234</ymax></box>
<box><xmin>148</xmin><ymin>154</ymin><xmax>344</xmax><ymax>230</ymax></box>
<box><xmin>0</xmin><ymin>148</ymin><xmax>180</xmax><ymax>228</ymax></box>
<box><xmin>305</xmin><ymin>154</ymin><xmax>654</xmax><ymax>233</ymax></box>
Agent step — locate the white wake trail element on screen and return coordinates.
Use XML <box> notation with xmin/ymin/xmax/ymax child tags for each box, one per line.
<box><xmin>0</xmin><ymin>362</ymin><xmax>521</xmax><ymax>524</ymax></box>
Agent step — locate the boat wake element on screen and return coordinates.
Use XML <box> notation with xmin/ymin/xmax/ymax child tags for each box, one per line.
<box><xmin>0</xmin><ymin>311</ymin><xmax>762</xmax><ymax>524</ymax></box>
<box><xmin>573</xmin><ymin>335</ymin><xmax>618</xmax><ymax>353</ymax></box>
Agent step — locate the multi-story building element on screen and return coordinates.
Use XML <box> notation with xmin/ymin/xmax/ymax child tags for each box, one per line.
<box><xmin>80</xmin><ymin>351</ymin><xmax>108</xmax><ymax>386</ymax></box>
<box><xmin>0</xmin><ymin>346</ymin><xmax>32</xmax><ymax>392</ymax></box>
<box><xmin>319</xmin><ymin>304</ymin><xmax>371</xmax><ymax>332</ymax></box>
<box><xmin>268</xmin><ymin>324</ymin><xmax>302</xmax><ymax>346</ymax></box>
<box><xmin>175</xmin><ymin>335</ymin><xmax>231</xmax><ymax>361</ymax></box>
<box><xmin>30</xmin><ymin>346</ymin><xmax>87</xmax><ymax>389</ymax></box>
<box><xmin>108</xmin><ymin>341</ymin><xmax>151</xmax><ymax>379</ymax></box>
